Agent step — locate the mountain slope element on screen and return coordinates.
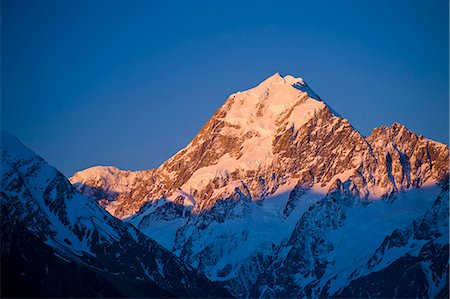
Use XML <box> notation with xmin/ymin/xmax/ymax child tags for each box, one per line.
<box><xmin>0</xmin><ymin>131</ymin><xmax>231</xmax><ymax>298</ymax></box>
<box><xmin>70</xmin><ymin>73</ymin><xmax>449</xmax><ymax>297</ymax></box>
<box><xmin>249</xmin><ymin>180</ymin><xmax>449</xmax><ymax>298</ymax></box>
<box><xmin>334</xmin><ymin>184</ymin><xmax>449</xmax><ymax>298</ymax></box>
<box><xmin>1</xmin><ymin>221</ymin><xmax>174</xmax><ymax>298</ymax></box>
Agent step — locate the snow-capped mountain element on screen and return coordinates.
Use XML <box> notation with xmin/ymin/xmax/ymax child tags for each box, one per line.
<box><xmin>0</xmin><ymin>131</ymin><xmax>230</xmax><ymax>298</ymax></box>
<box><xmin>70</xmin><ymin>73</ymin><xmax>449</xmax><ymax>297</ymax></box>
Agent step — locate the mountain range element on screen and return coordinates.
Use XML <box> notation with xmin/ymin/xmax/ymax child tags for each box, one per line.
<box><xmin>1</xmin><ymin>131</ymin><xmax>230</xmax><ymax>298</ymax></box>
<box><xmin>2</xmin><ymin>73</ymin><xmax>448</xmax><ymax>298</ymax></box>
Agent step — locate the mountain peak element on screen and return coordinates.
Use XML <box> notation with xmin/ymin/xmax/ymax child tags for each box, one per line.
<box><xmin>261</xmin><ymin>72</ymin><xmax>284</xmax><ymax>84</ymax></box>
<box><xmin>1</xmin><ymin>130</ymin><xmax>36</xmax><ymax>162</ymax></box>
<box><xmin>70</xmin><ymin>72</ymin><xmax>448</xmax><ymax>220</ymax></box>
<box><xmin>50</xmin><ymin>70</ymin><xmax>449</xmax><ymax>299</ymax></box>
<box><xmin>221</xmin><ymin>73</ymin><xmax>328</xmax><ymax>139</ymax></box>
<box><xmin>284</xmin><ymin>74</ymin><xmax>305</xmax><ymax>85</ymax></box>
<box><xmin>389</xmin><ymin>121</ymin><xmax>409</xmax><ymax>131</ymax></box>
<box><xmin>369</xmin><ymin>122</ymin><xmax>417</xmax><ymax>143</ymax></box>
<box><xmin>258</xmin><ymin>72</ymin><xmax>305</xmax><ymax>87</ymax></box>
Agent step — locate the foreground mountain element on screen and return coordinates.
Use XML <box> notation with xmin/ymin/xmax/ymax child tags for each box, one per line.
<box><xmin>71</xmin><ymin>73</ymin><xmax>449</xmax><ymax>297</ymax></box>
<box><xmin>250</xmin><ymin>180</ymin><xmax>449</xmax><ymax>298</ymax></box>
<box><xmin>0</xmin><ymin>131</ymin><xmax>230</xmax><ymax>298</ymax></box>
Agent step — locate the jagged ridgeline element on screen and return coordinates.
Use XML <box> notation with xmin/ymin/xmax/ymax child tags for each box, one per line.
<box><xmin>71</xmin><ymin>73</ymin><xmax>449</xmax><ymax>298</ymax></box>
<box><xmin>2</xmin><ymin>73</ymin><xmax>448</xmax><ymax>298</ymax></box>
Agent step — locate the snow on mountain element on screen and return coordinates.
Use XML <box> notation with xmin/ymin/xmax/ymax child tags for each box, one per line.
<box><xmin>71</xmin><ymin>73</ymin><xmax>339</xmax><ymax>217</ymax></box>
<box><xmin>0</xmin><ymin>131</ymin><xmax>230</xmax><ymax>298</ymax></box>
<box><xmin>70</xmin><ymin>73</ymin><xmax>449</xmax><ymax>297</ymax></box>
<box><xmin>250</xmin><ymin>180</ymin><xmax>448</xmax><ymax>298</ymax></box>
<box><xmin>70</xmin><ymin>165</ymin><xmax>155</xmax><ymax>215</ymax></box>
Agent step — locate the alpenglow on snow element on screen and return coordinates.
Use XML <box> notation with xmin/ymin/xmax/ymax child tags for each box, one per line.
<box><xmin>69</xmin><ymin>73</ymin><xmax>448</xmax><ymax>297</ymax></box>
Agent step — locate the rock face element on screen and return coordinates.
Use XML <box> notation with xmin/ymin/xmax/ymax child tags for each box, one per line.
<box><xmin>70</xmin><ymin>73</ymin><xmax>449</xmax><ymax>297</ymax></box>
<box><xmin>249</xmin><ymin>181</ymin><xmax>449</xmax><ymax>298</ymax></box>
<box><xmin>0</xmin><ymin>131</ymin><xmax>230</xmax><ymax>298</ymax></box>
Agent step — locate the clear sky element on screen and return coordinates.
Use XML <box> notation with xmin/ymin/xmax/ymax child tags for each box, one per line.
<box><xmin>2</xmin><ymin>0</ymin><xmax>448</xmax><ymax>177</ymax></box>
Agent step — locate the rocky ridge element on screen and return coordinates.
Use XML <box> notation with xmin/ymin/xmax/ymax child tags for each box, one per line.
<box><xmin>71</xmin><ymin>73</ymin><xmax>448</xmax><ymax>217</ymax></box>
<box><xmin>70</xmin><ymin>73</ymin><xmax>449</xmax><ymax>297</ymax></box>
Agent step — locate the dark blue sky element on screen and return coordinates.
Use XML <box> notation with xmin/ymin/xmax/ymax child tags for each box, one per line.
<box><xmin>2</xmin><ymin>0</ymin><xmax>448</xmax><ymax>177</ymax></box>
